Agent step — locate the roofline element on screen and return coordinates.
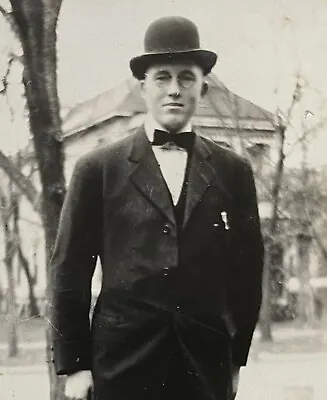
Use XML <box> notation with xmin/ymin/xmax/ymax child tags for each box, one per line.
<box><xmin>62</xmin><ymin>112</ymin><xmax>133</xmax><ymax>140</ymax></box>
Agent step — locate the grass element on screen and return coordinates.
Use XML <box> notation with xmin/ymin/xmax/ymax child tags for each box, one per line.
<box><xmin>0</xmin><ymin>315</ymin><xmax>46</xmax><ymax>367</ymax></box>
<box><xmin>0</xmin><ymin>315</ymin><xmax>46</xmax><ymax>344</ymax></box>
<box><xmin>0</xmin><ymin>317</ymin><xmax>326</xmax><ymax>367</ymax></box>
<box><xmin>252</xmin><ymin>332</ymin><xmax>327</xmax><ymax>355</ymax></box>
<box><xmin>0</xmin><ymin>347</ymin><xmax>46</xmax><ymax>367</ymax></box>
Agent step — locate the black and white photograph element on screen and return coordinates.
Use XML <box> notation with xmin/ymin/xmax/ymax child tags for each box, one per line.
<box><xmin>0</xmin><ymin>1</ymin><xmax>327</xmax><ymax>399</ymax></box>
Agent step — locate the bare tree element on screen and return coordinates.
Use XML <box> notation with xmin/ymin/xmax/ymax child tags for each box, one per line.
<box><xmin>257</xmin><ymin>77</ymin><xmax>304</xmax><ymax>340</ymax></box>
<box><xmin>1</xmin><ymin>1</ymin><xmax>66</xmax><ymax>399</ymax></box>
<box><xmin>258</xmin><ymin>119</ymin><xmax>286</xmax><ymax>340</ymax></box>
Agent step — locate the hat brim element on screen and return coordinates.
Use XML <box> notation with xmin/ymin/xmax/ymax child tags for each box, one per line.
<box><xmin>130</xmin><ymin>49</ymin><xmax>217</xmax><ymax>80</ymax></box>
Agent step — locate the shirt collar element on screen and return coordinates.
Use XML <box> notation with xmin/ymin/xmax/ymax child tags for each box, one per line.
<box><xmin>144</xmin><ymin>114</ymin><xmax>193</xmax><ymax>142</ymax></box>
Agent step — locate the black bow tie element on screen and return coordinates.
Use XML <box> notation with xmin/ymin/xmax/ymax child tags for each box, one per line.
<box><xmin>151</xmin><ymin>129</ymin><xmax>195</xmax><ymax>152</ymax></box>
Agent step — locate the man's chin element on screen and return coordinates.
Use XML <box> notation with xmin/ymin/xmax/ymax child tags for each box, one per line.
<box><xmin>161</xmin><ymin>119</ymin><xmax>188</xmax><ymax>132</ymax></box>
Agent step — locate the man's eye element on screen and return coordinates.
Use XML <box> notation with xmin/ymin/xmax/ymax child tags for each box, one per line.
<box><xmin>156</xmin><ymin>75</ymin><xmax>170</xmax><ymax>81</ymax></box>
<box><xmin>180</xmin><ymin>74</ymin><xmax>195</xmax><ymax>82</ymax></box>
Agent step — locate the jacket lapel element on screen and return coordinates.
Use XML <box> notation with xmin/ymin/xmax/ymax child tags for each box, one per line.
<box><xmin>183</xmin><ymin>136</ymin><xmax>215</xmax><ymax>228</ymax></box>
<box><xmin>183</xmin><ymin>135</ymin><xmax>232</xmax><ymax>228</ymax></box>
<box><xmin>129</xmin><ymin>127</ymin><xmax>175</xmax><ymax>225</ymax></box>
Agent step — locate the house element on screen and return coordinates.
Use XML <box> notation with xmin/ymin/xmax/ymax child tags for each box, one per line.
<box><xmin>61</xmin><ymin>73</ymin><xmax>279</xmax><ymax>182</ymax></box>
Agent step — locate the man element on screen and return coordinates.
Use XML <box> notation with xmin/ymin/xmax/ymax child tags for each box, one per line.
<box><xmin>49</xmin><ymin>16</ymin><xmax>264</xmax><ymax>400</ymax></box>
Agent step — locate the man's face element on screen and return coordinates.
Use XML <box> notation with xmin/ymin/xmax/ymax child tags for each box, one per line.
<box><xmin>141</xmin><ymin>61</ymin><xmax>207</xmax><ymax>132</ymax></box>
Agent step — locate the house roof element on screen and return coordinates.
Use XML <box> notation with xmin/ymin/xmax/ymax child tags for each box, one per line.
<box><xmin>62</xmin><ymin>73</ymin><xmax>276</xmax><ymax>138</ymax></box>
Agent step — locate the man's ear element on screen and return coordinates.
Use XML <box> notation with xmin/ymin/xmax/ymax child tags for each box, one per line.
<box><xmin>201</xmin><ymin>81</ymin><xmax>208</xmax><ymax>97</ymax></box>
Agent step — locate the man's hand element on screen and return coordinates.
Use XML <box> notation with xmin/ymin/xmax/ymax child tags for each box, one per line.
<box><xmin>65</xmin><ymin>370</ymin><xmax>94</xmax><ymax>399</ymax></box>
<box><xmin>231</xmin><ymin>365</ymin><xmax>241</xmax><ymax>400</ymax></box>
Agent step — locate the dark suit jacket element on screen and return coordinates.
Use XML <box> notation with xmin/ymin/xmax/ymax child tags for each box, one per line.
<box><xmin>49</xmin><ymin>127</ymin><xmax>264</xmax><ymax>400</ymax></box>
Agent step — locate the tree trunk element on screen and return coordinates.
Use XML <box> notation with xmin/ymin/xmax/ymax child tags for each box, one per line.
<box><xmin>11</xmin><ymin>190</ymin><xmax>40</xmax><ymax>317</ymax></box>
<box><xmin>259</xmin><ymin>241</ymin><xmax>273</xmax><ymax>341</ymax></box>
<box><xmin>258</xmin><ymin>122</ymin><xmax>286</xmax><ymax>341</ymax></box>
<box><xmin>6</xmin><ymin>253</ymin><xmax>19</xmax><ymax>358</ymax></box>
<box><xmin>18</xmin><ymin>240</ymin><xmax>40</xmax><ymax>317</ymax></box>
<box><xmin>9</xmin><ymin>1</ymin><xmax>66</xmax><ymax>398</ymax></box>
<box><xmin>0</xmin><ymin>189</ymin><xmax>19</xmax><ymax>357</ymax></box>
<box><xmin>10</xmin><ymin>189</ymin><xmax>40</xmax><ymax>317</ymax></box>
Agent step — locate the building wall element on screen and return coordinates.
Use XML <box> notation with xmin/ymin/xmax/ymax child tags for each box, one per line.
<box><xmin>64</xmin><ymin>116</ymin><xmax>132</xmax><ymax>179</ymax></box>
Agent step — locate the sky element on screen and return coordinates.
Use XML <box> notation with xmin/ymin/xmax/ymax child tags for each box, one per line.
<box><xmin>1</xmin><ymin>0</ymin><xmax>327</xmax><ymax>165</ymax></box>
<box><xmin>56</xmin><ymin>0</ymin><xmax>327</xmax><ymax>110</ymax></box>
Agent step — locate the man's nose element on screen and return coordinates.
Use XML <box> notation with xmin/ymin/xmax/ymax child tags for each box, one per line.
<box><xmin>167</xmin><ymin>77</ymin><xmax>181</xmax><ymax>96</ymax></box>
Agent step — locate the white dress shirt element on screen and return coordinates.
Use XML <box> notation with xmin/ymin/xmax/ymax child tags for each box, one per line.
<box><xmin>144</xmin><ymin>116</ymin><xmax>193</xmax><ymax>205</ymax></box>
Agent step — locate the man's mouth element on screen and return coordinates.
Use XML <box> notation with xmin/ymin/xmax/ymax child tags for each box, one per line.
<box><xmin>164</xmin><ymin>103</ymin><xmax>184</xmax><ymax>108</ymax></box>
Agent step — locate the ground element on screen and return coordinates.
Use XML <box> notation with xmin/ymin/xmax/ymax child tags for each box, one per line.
<box><xmin>0</xmin><ymin>316</ymin><xmax>45</xmax><ymax>367</ymax></box>
<box><xmin>1</xmin><ymin>317</ymin><xmax>327</xmax><ymax>399</ymax></box>
<box><xmin>1</xmin><ymin>316</ymin><xmax>326</xmax><ymax>366</ymax></box>
<box><xmin>1</xmin><ymin>354</ymin><xmax>327</xmax><ymax>400</ymax></box>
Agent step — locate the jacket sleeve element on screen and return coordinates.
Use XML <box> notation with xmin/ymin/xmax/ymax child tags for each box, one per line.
<box><xmin>48</xmin><ymin>155</ymin><xmax>102</xmax><ymax>375</ymax></box>
<box><xmin>227</xmin><ymin>159</ymin><xmax>264</xmax><ymax>366</ymax></box>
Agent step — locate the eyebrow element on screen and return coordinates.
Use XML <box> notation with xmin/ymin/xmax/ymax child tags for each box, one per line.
<box><xmin>154</xmin><ymin>70</ymin><xmax>171</xmax><ymax>75</ymax></box>
<box><xmin>179</xmin><ymin>70</ymin><xmax>196</xmax><ymax>76</ymax></box>
<box><xmin>153</xmin><ymin>69</ymin><xmax>196</xmax><ymax>76</ymax></box>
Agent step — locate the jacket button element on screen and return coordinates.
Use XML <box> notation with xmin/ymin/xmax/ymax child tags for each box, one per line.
<box><xmin>162</xmin><ymin>224</ymin><xmax>171</xmax><ymax>234</ymax></box>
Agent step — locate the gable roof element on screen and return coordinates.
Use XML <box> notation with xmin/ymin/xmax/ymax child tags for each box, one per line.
<box><xmin>62</xmin><ymin>73</ymin><xmax>276</xmax><ymax>137</ymax></box>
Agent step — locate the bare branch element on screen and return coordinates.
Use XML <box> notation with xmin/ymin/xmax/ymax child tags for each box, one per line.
<box><xmin>0</xmin><ymin>53</ymin><xmax>18</xmax><ymax>123</ymax></box>
<box><xmin>0</xmin><ymin>150</ymin><xmax>41</xmax><ymax>213</ymax></box>
<box><xmin>285</xmin><ymin>131</ymin><xmax>313</xmax><ymax>158</ymax></box>
<box><xmin>0</xmin><ymin>54</ymin><xmax>14</xmax><ymax>94</ymax></box>
<box><xmin>311</xmin><ymin>225</ymin><xmax>327</xmax><ymax>261</ymax></box>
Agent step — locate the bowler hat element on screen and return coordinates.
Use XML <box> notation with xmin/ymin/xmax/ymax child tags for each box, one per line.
<box><xmin>130</xmin><ymin>16</ymin><xmax>217</xmax><ymax>80</ymax></box>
